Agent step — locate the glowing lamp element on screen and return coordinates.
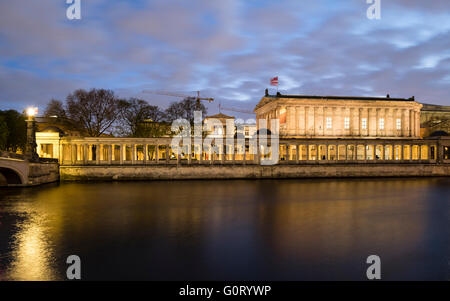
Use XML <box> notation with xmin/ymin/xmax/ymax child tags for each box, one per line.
<box><xmin>26</xmin><ymin>107</ymin><xmax>38</xmax><ymax>117</ymax></box>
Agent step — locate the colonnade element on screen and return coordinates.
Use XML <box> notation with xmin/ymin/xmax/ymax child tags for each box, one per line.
<box><xmin>278</xmin><ymin>141</ymin><xmax>437</xmax><ymax>163</ymax></box>
<box><xmin>56</xmin><ymin>138</ymin><xmax>439</xmax><ymax>166</ymax></box>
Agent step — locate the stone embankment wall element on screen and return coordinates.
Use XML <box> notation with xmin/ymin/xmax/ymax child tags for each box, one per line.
<box><xmin>60</xmin><ymin>163</ymin><xmax>450</xmax><ymax>181</ymax></box>
<box><xmin>28</xmin><ymin>162</ymin><xmax>60</xmax><ymax>186</ymax></box>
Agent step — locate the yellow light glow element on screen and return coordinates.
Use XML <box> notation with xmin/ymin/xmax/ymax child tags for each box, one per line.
<box><xmin>26</xmin><ymin>107</ymin><xmax>38</xmax><ymax>117</ymax></box>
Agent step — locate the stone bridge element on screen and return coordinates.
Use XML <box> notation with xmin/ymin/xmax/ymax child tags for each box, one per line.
<box><xmin>0</xmin><ymin>153</ymin><xmax>59</xmax><ymax>187</ymax></box>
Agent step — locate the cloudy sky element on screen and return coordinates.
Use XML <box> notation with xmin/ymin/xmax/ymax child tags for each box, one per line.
<box><xmin>1</xmin><ymin>0</ymin><xmax>449</xmax><ymax>117</ymax></box>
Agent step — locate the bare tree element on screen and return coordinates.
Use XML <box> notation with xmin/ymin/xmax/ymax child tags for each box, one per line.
<box><xmin>117</xmin><ymin>98</ymin><xmax>165</xmax><ymax>137</ymax></box>
<box><xmin>165</xmin><ymin>97</ymin><xmax>207</xmax><ymax>124</ymax></box>
<box><xmin>66</xmin><ymin>89</ymin><xmax>120</xmax><ymax>137</ymax></box>
<box><xmin>44</xmin><ymin>99</ymin><xmax>67</xmax><ymax>118</ymax></box>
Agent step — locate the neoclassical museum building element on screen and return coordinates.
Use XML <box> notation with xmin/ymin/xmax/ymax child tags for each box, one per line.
<box><xmin>35</xmin><ymin>92</ymin><xmax>449</xmax><ymax>166</ymax></box>
<box><xmin>254</xmin><ymin>92</ymin><xmax>448</xmax><ymax>163</ymax></box>
<box><xmin>255</xmin><ymin>93</ymin><xmax>422</xmax><ymax>139</ymax></box>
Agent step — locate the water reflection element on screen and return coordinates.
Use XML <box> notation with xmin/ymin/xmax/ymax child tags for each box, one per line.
<box><xmin>0</xmin><ymin>178</ymin><xmax>448</xmax><ymax>280</ymax></box>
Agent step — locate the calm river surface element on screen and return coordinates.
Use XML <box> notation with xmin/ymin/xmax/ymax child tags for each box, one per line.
<box><xmin>0</xmin><ymin>178</ymin><xmax>449</xmax><ymax>280</ymax></box>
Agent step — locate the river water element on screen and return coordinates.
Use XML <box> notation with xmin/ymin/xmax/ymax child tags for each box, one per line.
<box><xmin>0</xmin><ymin>178</ymin><xmax>448</xmax><ymax>280</ymax></box>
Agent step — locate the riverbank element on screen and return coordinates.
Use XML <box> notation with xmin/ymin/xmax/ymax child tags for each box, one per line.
<box><xmin>59</xmin><ymin>163</ymin><xmax>450</xmax><ymax>181</ymax></box>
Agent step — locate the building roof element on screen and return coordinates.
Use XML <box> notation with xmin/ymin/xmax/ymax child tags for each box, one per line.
<box><xmin>420</xmin><ymin>103</ymin><xmax>450</xmax><ymax>112</ymax></box>
<box><xmin>205</xmin><ymin>113</ymin><xmax>235</xmax><ymax>119</ymax></box>
<box><xmin>255</xmin><ymin>93</ymin><xmax>418</xmax><ymax>111</ymax></box>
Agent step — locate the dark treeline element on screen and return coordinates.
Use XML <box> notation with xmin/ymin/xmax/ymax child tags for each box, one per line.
<box><xmin>44</xmin><ymin>88</ymin><xmax>208</xmax><ymax>137</ymax></box>
<box><xmin>0</xmin><ymin>110</ymin><xmax>26</xmax><ymax>152</ymax></box>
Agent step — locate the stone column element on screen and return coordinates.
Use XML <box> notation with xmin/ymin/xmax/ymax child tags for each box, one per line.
<box><xmin>305</xmin><ymin>107</ymin><xmax>311</xmax><ymax>136</ymax></box>
<box><xmin>353</xmin><ymin>108</ymin><xmax>359</xmax><ymax>136</ymax></box>
<box><xmin>83</xmin><ymin>144</ymin><xmax>88</xmax><ymax>164</ymax></box>
<box><xmin>166</xmin><ymin>146</ymin><xmax>169</xmax><ymax>164</ymax></box>
<box><xmin>364</xmin><ymin>144</ymin><xmax>367</xmax><ymax>161</ymax></box>
<box><xmin>335</xmin><ymin>145</ymin><xmax>338</xmax><ymax>162</ymax></box>
<box><xmin>285</xmin><ymin>106</ymin><xmax>292</xmax><ymax>135</ymax></box>
<box><xmin>386</xmin><ymin>108</ymin><xmax>393</xmax><ymax>137</ymax></box>
<box><xmin>333</xmin><ymin>107</ymin><xmax>340</xmax><ymax>137</ymax></box>
<box><xmin>400</xmin><ymin>143</ymin><xmax>404</xmax><ymax>161</ymax></box>
<box><xmin>345</xmin><ymin>143</ymin><xmax>348</xmax><ymax>161</ymax></box>
<box><xmin>71</xmin><ymin>144</ymin><xmax>76</xmax><ymax>165</ymax></box>
<box><xmin>95</xmin><ymin>144</ymin><xmax>100</xmax><ymax>165</ymax></box>
<box><xmin>369</xmin><ymin>108</ymin><xmax>376</xmax><ymax>137</ymax></box>
<box><xmin>143</xmin><ymin>144</ymin><xmax>147</xmax><ymax>164</ymax></box>
<box><xmin>375</xmin><ymin>108</ymin><xmax>379</xmax><ymax>137</ymax></box>
<box><xmin>410</xmin><ymin>110</ymin><xmax>415</xmax><ymax>137</ymax></box>
<box><xmin>155</xmin><ymin>145</ymin><xmax>159</xmax><ymax>163</ymax></box>
<box><xmin>119</xmin><ymin>144</ymin><xmax>124</xmax><ymax>165</ymax></box>
<box><xmin>315</xmin><ymin>144</ymin><xmax>319</xmax><ymax>161</ymax></box>
<box><xmin>291</xmin><ymin>107</ymin><xmax>297</xmax><ymax>136</ymax></box>
<box><xmin>319</xmin><ymin>107</ymin><xmax>325</xmax><ymax>136</ymax></box>
<box><xmin>296</xmin><ymin>144</ymin><xmax>300</xmax><ymax>163</ymax></box>
<box><xmin>108</xmin><ymin>144</ymin><xmax>112</xmax><ymax>165</ymax></box>
<box><xmin>415</xmin><ymin>110</ymin><xmax>421</xmax><ymax>137</ymax></box>
<box><xmin>401</xmin><ymin>109</ymin><xmax>407</xmax><ymax>137</ymax></box>
<box><xmin>418</xmin><ymin>144</ymin><xmax>422</xmax><ymax>161</ymax></box>
<box><xmin>131</xmin><ymin>144</ymin><xmax>136</xmax><ymax>165</ymax></box>
<box><xmin>305</xmin><ymin>144</ymin><xmax>309</xmax><ymax>161</ymax></box>
<box><xmin>299</xmin><ymin>106</ymin><xmax>306</xmax><ymax>136</ymax></box>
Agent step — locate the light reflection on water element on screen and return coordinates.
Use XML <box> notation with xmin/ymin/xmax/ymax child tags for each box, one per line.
<box><xmin>0</xmin><ymin>178</ymin><xmax>448</xmax><ymax>280</ymax></box>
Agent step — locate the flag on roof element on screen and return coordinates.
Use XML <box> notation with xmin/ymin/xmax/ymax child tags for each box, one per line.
<box><xmin>270</xmin><ymin>76</ymin><xmax>278</xmax><ymax>86</ymax></box>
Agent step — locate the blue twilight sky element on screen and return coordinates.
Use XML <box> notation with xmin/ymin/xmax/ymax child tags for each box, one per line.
<box><xmin>0</xmin><ymin>0</ymin><xmax>449</xmax><ymax>117</ymax></box>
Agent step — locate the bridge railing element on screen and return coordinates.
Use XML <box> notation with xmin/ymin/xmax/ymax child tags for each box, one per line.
<box><xmin>0</xmin><ymin>151</ymin><xmax>25</xmax><ymax>160</ymax></box>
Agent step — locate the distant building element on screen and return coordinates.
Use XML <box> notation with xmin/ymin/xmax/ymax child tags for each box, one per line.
<box><xmin>137</xmin><ymin>119</ymin><xmax>174</xmax><ymax>137</ymax></box>
<box><xmin>204</xmin><ymin>113</ymin><xmax>235</xmax><ymax>138</ymax></box>
<box><xmin>204</xmin><ymin>113</ymin><xmax>257</xmax><ymax>139</ymax></box>
<box><xmin>420</xmin><ymin>104</ymin><xmax>450</xmax><ymax>137</ymax></box>
<box><xmin>36</xmin><ymin>116</ymin><xmax>83</xmax><ymax>136</ymax></box>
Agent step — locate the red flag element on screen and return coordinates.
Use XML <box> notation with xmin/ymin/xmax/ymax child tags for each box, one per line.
<box><xmin>270</xmin><ymin>76</ymin><xmax>278</xmax><ymax>86</ymax></box>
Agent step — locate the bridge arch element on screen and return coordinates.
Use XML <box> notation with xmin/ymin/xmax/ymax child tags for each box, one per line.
<box><xmin>0</xmin><ymin>167</ymin><xmax>24</xmax><ymax>185</ymax></box>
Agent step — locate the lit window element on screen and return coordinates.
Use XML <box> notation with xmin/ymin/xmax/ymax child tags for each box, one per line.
<box><xmin>396</xmin><ymin>118</ymin><xmax>401</xmax><ymax>130</ymax></box>
<box><xmin>344</xmin><ymin>117</ymin><xmax>350</xmax><ymax>129</ymax></box>
<box><xmin>362</xmin><ymin>118</ymin><xmax>367</xmax><ymax>130</ymax></box>
<box><xmin>326</xmin><ymin>117</ymin><xmax>332</xmax><ymax>129</ymax></box>
<box><xmin>379</xmin><ymin>118</ymin><xmax>385</xmax><ymax>130</ymax></box>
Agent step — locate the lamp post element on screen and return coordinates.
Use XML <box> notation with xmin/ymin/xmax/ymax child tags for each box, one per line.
<box><xmin>25</xmin><ymin>107</ymin><xmax>39</xmax><ymax>162</ymax></box>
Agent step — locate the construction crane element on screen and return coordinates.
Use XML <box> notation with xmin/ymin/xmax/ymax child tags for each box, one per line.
<box><xmin>142</xmin><ymin>89</ymin><xmax>254</xmax><ymax>116</ymax></box>
<box><xmin>142</xmin><ymin>90</ymin><xmax>214</xmax><ymax>105</ymax></box>
<box><xmin>218</xmin><ymin>102</ymin><xmax>254</xmax><ymax>115</ymax></box>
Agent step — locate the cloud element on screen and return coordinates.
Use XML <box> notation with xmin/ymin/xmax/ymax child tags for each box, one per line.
<box><xmin>0</xmin><ymin>0</ymin><xmax>449</xmax><ymax>115</ymax></box>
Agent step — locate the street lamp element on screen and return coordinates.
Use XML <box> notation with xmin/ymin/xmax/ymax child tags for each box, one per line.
<box><xmin>25</xmin><ymin>106</ymin><xmax>39</xmax><ymax>162</ymax></box>
<box><xmin>26</xmin><ymin>107</ymin><xmax>38</xmax><ymax>119</ymax></box>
